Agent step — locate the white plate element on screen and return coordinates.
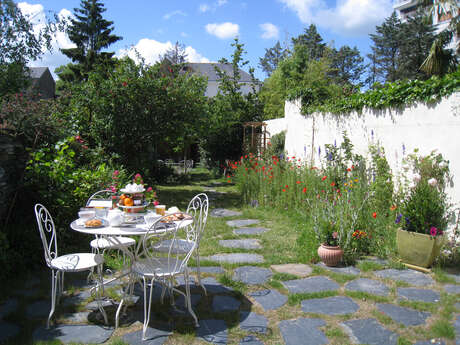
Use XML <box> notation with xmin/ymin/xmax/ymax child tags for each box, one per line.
<box><xmin>120</xmin><ymin>187</ymin><xmax>145</xmax><ymax>193</ymax></box>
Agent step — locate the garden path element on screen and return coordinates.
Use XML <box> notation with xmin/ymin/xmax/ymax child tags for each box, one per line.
<box><xmin>1</xmin><ymin>209</ymin><xmax>459</xmax><ymax>344</ymax></box>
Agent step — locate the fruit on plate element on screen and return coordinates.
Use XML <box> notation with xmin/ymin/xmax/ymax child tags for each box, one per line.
<box><xmin>124</xmin><ymin>197</ymin><xmax>134</xmax><ymax>206</ymax></box>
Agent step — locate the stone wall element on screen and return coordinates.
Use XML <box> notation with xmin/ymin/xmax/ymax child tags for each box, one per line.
<box><xmin>0</xmin><ymin>135</ymin><xmax>26</xmax><ymax>222</ymax></box>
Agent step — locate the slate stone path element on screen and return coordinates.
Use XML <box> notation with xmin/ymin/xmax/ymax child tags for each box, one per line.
<box><xmin>2</xmin><ymin>208</ymin><xmax>460</xmax><ymax>345</ymax></box>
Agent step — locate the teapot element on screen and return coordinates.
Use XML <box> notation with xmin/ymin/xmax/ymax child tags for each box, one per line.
<box><xmin>107</xmin><ymin>209</ymin><xmax>123</xmax><ymax>226</ymax></box>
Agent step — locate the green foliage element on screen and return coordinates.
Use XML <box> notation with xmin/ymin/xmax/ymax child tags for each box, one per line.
<box><xmin>308</xmin><ymin>70</ymin><xmax>460</xmax><ymax>115</ymax></box>
<box><xmin>329</xmin><ymin>45</ymin><xmax>366</xmax><ymax>88</ymax></box>
<box><xmin>60</xmin><ymin>0</ymin><xmax>122</xmax><ymax>81</ymax></box>
<box><xmin>263</xmin><ymin>130</ymin><xmax>285</xmax><ymax>158</ymax></box>
<box><xmin>258</xmin><ymin>41</ymin><xmax>288</xmax><ymax>77</ymax></box>
<box><xmin>430</xmin><ymin>319</ymin><xmax>455</xmax><ymax>339</ymax></box>
<box><xmin>258</xmin><ymin>68</ymin><xmax>286</xmax><ymax>120</ymax></box>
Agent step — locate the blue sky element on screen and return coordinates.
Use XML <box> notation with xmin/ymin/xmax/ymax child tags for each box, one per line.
<box><xmin>19</xmin><ymin>0</ymin><xmax>396</xmax><ymax>80</ymax></box>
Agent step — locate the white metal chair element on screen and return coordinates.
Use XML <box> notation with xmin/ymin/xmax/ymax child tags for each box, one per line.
<box><xmin>151</xmin><ymin>193</ymin><xmax>209</xmax><ymax>294</ymax></box>
<box><xmin>132</xmin><ymin>215</ymin><xmax>199</xmax><ymax>340</ymax></box>
<box><xmin>34</xmin><ymin>204</ymin><xmax>108</xmax><ymax>328</ymax></box>
<box><xmin>86</xmin><ymin>190</ymin><xmax>136</xmax><ymax>255</ymax></box>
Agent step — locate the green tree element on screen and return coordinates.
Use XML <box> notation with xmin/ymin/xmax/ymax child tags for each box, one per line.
<box><xmin>259</xmin><ymin>68</ymin><xmax>286</xmax><ymax>119</ymax></box>
<box><xmin>161</xmin><ymin>41</ymin><xmax>188</xmax><ymax>64</ymax></box>
<box><xmin>291</xmin><ymin>24</ymin><xmax>326</xmax><ymax>61</ymax></box>
<box><xmin>398</xmin><ymin>9</ymin><xmax>437</xmax><ymax>80</ymax></box>
<box><xmin>369</xmin><ymin>12</ymin><xmax>403</xmax><ymax>83</ymax></box>
<box><xmin>259</xmin><ymin>41</ymin><xmax>288</xmax><ymax>77</ymax></box>
<box><xmin>60</xmin><ymin>0</ymin><xmax>122</xmax><ymax>81</ymax></box>
<box><xmin>0</xmin><ymin>0</ymin><xmax>55</xmax><ymax>96</ymax></box>
<box><xmin>330</xmin><ymin>45</ymin><xmax>366</xmax><ymax>88</ymax></box>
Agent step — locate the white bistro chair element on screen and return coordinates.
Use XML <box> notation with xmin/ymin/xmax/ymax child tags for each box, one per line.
<box><xmin>86</xmin><ymin>190</ymin><xmax>136</xmax><ymax>256</ymax></box>
<box><xmin>132</xmin><ymin>215</ymin><xmax>199</xmax><ymax>340</ymax></box>
<box><xmin>34</xmin><ymin>204</ymin><xmax>108</xmax><ymax>328</ymax></box>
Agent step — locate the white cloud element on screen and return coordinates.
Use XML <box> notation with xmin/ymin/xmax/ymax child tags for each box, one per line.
<box><xmin>117</xmin><ymin>38</ymin><xmax>209</xmax><ymax>64</ymax></box>
<box><xmin>18</xmin><ymin>3</ymin><xmax>75</xmax><ymax>78</ymax></box>
<box><xmin>278</xmin><ymin>0</ymin><xmax>393</xmax><ymax>36</ymax></box>
<box><xmin>163</xmin><ymin>10</ymin><xmax>187</xmax><ymax>20</ymax></box>
<box><xmin>199</xmin><ymin>4</ymin><xmax>211</xmax><ymax>12</ymax></box>
<box><xmin>205</xmin><ymin>22</ymin><xmax>239</xmax><ymax>39</ymax></box>
<box><xmin>217</xmin><ymin>0</ymin><xmax>228</xmax><ymax>6</ymax></box>
<box><xmin>260</xmin><ymin>23</ymin><xmax>279</xmax><ymax>39</ymax></box>
<box><xmin>180</xmin><ymin>32</ymin><xmax>188</xmax><ymax>37</ymax></box>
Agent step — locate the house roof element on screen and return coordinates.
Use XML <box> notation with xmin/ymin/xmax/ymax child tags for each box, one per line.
<box><xmin>185</xmin><ymin>63</ymin><xmax>254</xmax><ymax>82</ymax></box>
<box><xmin>29</xmin><ymin>67</ymin><xmax>50</xmax><ymax>79</ymax></box>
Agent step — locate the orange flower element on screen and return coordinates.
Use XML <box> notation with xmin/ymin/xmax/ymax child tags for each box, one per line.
<box><xmin>390</xmin><ymin>205</ymin><xmax>397</xmax><ymax>211</ymax></box>
<box><xmin>372</xmin><ymin>212</ymin><xmax>377</xmax><ymax>219</ymax></box>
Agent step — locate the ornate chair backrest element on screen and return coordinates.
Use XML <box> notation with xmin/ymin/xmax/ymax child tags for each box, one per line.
<box><xmin>185</xmin><ymin>193</ymin><xmax>209</xmax><ymax>245</ymax></box>
<box><xmin>139</xmin><ymin>216</ymin><xmax>197</xmax><ymax>276</ymax></box>
<box><xmin>86</xmin><ymin>189</ymin><xmax>114</xmax><ymax>207</ymax></box>
<box><xmin>34</xmin><ymin>204</ymin><xmax>58</xmax><ymax>268</ymax></box>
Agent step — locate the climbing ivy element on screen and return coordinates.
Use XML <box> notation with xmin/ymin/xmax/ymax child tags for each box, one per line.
<box><xmin>298</xmin><ymin>70</ymin><xmax>460</xmax><ymax>116</ymax></box>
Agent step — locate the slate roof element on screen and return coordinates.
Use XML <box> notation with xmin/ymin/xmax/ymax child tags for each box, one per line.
<box><xmin>29</xmin><ymin>67</ymin><xmax>49</xmax><ymax>79</ymax></box>
<box><xmin>185</xmin><ymin>63</ymin><xmax>254</xmax><ymax>82</ymax></box>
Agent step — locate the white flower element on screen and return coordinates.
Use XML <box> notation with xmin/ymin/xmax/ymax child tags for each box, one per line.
<box><xmin>439</xmin><ymin>161</ymin><xmax>448</xmax><ymax>168</ymax></box>
<box><xmin>409</xmin><ymin>181</ymin><xmax>416</xmax><ymax>189</ymax></box>
<box><xmin>413</xmin><ymin>173</ymin><xmax>421</xmax><ymax>182</ymax></box>
<box><xmin>428</xmin><ymin>178</ymin><xmax>438</xmax><ymax>186</ymax></box>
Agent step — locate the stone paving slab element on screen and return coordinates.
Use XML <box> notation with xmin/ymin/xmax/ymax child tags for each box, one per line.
<box><xmin>397</xmin><ymin>288</ymin><xmax>441</xmax><ymax>303</ymax></box>
<box><xmin>455</xmin><ymin>302</ymin><xmax>460</xmax><ymax>310</ymax></box>
<box><xmin>315</xmin><ymin>262</ymin><xmax>360</xmax><ymax>275</ymax></box>
<box><xmin>271</xmin><ymin>264</ymin><xmax>312</xmax><ymax>277</ymax></box>
<box><xmin>61</xmin><ymin>311</ymin><xmax>91</xmax><ymax>323</ymax></box>
<box><xmin>196</xmin><ymin>319</ymin><xmax>228</xmax><ymax>344</ymax></box>
<box><xmin>279</xmin><ymin>318</ymin><xmax>328</xmax><ymax>345</ymax></box>
<box><xmin>26</xmin><ymin>300</ymin><xmax>50</xmax><ymax>318</ymax></box>
<box><xmin>340</xmin><ymin>318</ymin><xmax>398</xmax><ymax>345</ymax></box>
<box><xmin>454</xmin><ymin>315</ymin><xmax>460</xmax><ymax>345</ymax></box>
<box><xmin>375</xmin><ymin>269</ymin><xmax>434</xmax><ymax>286</ymax></box>
<box><xmin>414</xmin><ymin>340</ymin><xmax>445</xmax><ymax>345</ymax></box>
<box><xmin>211</xmin><ymin>209</ymin><xmax>243</xmax><ymax>217</ymax></box>
<box><xmin>301</xmin><ymin>296</ymin><xmax>359</xmax><ymax>315</ymax></box>
<box><xmin>85</xmin><ymin>299</ymin><xmax>115</xmax><ymax>311</ymax></box>
<box><xmin>358</xmin><ymin>257</ymin><xmax>388</xmax><ymax>266</ymax></box>
<box><xmin>212</xmin><ymin>295</ymin><xmax>241</xmax><ymax>313</ymax></box>
<box><xmin>0</xmin><ymin>299</ymin><xmax>18</xmax><ymax>319</ymax></box>
<box><xmin>234</xmin><ymin>227</ymin><xmax>270</xmax><ymax>235</ymax></box>
<box><xmin>444</xmin><ymin>284</ymin><xmax>460</xmax><ymax>294</ymax></box>
<box><xmin>248</xmin><ymin>289</ymin><xmax>287</xmax><ymax>311</ymax></box>
<box><xmin>240</xmin><ymin>335</ymin><xmax>264</xmax><ymax>345</ymax></box>
<box><xmin>345</xmin><ymin>278</ymin><xmax>390</xmax><ymax>296</ymax></box>
<box><xmin>446</xmin><ymin>273</ymin><xmax>460</xmax><ymax>283</ymax></box>
<box><xmin>174</xmin><ymin>294</ymin><xmax>202</xmax><ymax>310</ymax></box>
<box><xmin>190</xmin><ymin>266</ymin><xmax>226</xmax><ymax>274</ymax></box>
<box><xmin>33</xmin><ymin>324</ymin><xmax>114</xmax><ymax>344</ymax></box>
<box><xmin>233</xmin><ymin>266</ymin><xmax>272</xmax><ymax>285</ymax></box>
<box><xmin>62</xmin><ymin>289</ymin><xmax>92</xmax><ymax>307</ymax></box>
<box><xmin>219</xmin><ymin>239</ymin><xmax>262</xmax><ymax>250</ymax></box>
<box><xmin>239</xmin><ymin>311</ymin><xmax>269</xmax><ymax>334</ymax></box>
<box><xmin>377</xmin><ymin>303</ymin><xmax>431</xmax><ymax>326</ymax></box>
<box><xmin>200</xmin><ymin>277</ymin><xmax>234</xmax><ymax>294</ymax></box>
<box><xmin>122</xmin><ymin>326</ymin><xmax>171</xmax><ymax>345</ymax></box>
<box><xmin>282</xmin><ymin>276</ymin><xmax>340</xmax><ymax>294</ymax></box>
<box><xmin>203</xmin><ymin>253</ymin><xmax>264</xmax><ymax>264</ymax></box>
<box><xmin>226</xmin><ymin>219</ymin><xmax>260</xmax><ymax>227</ymax></box>
<box><xmin>0</xmin><ymin>322</ymin><xmax>20</xmax><ymax>343</ymax></box>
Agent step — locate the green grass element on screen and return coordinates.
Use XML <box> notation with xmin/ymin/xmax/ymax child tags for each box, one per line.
<box><xmin>387</xmin><ymin>260</ymin><xmax>407</xmax><ymax>270</ymax></box>
<box><xmin>344</xmin><ymin>291</ymin><xmax>390</xmax><ymax>303</ymax></box>
<box><xmin>357</xmin><ymin>260</ymin><xmax>384</xmax><ymax>272</ymax></box>
<box><xmin>288</xmin><ymin>291</ymin><xmax>338</xmax><ymax>306</ymax></box>
<box><xmin>432</xmin><ymin>267</ymin><xmax>457</xmax><ymax>284</ymax></box>
<box><xmin>326</xmin><ymin>272</ymin><xmax>357</xmax><ymax>284</ymax></box>
<box><xmin>398</xmin><ymin>300</ymin><xmax>438</xmax><ymax>313</ymax></box>
<box><xmin>271</xmin><ymin>272</ymin><xmax>299</xmax><ymax>281</ymax></box>
<box><xmin>430</xmin><ymin>320</ymin><xmax>455</xmax><ymax>339</ymax></box>
<box><xmin>218</xmin><ymin>274</ymin><xmax>246</xmax><ymax>293</ymax></box>
<box><xmin>397</xmin><ymin>337</ymin><xmax>413</xmax><ymax>345</ymax></box>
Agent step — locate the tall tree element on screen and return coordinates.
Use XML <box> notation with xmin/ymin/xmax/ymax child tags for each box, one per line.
<box><xmin>60</xmin><ymin>0</ymin><xmax>121</xmax><ymax>81</ymax></box>
<box><xmin>369</xmin><ymin>12</ymin><xmax>403</xmax><ymax>83</ymax></box>
<box><xmin>291</xmin><ymin>24</ymin><xmax>326</xmax><ymax>61</ymax></box>
<box><xmin>398</xmin><ymin>9</ymin><xmax>437</xmax><ymax>80</ymax></box>
<box><xmin>330</xmin><ymin>45</ymin><xmax>366</xmax><ymax>88</ymax></box>
<box><xmin>161</xmin><ymin>41</ymin><xmax>188</xmax><ymax>64</ymax></box>
<box><xmin>259</xmin><ymin>41</ymin><xmax>288</xmax><ymax>77</ymax></box>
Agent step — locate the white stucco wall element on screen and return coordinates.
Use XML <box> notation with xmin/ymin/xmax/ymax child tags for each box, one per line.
<box><xmin>277</xmin><ymin>93</ymin><xmax>460</xmax><ymax>207</ymax></box>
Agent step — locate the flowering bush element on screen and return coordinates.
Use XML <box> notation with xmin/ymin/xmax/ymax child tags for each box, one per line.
<box><xmin>398</xmin><ymin>150</ymin><xmax>452</xmax><ymax>236</ymax></box>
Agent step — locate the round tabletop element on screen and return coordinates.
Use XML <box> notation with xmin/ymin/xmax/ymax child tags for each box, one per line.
<box><xmin>70</xmin><ymin>218</ymin><xmax>192</xmax><ymax>236</ymax></box>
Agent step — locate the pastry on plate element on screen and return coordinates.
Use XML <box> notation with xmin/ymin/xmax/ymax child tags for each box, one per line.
<box><xmin>85</xmin><ymin>219</ymin><xmax>102</xmax><ymax>227</ymax></box>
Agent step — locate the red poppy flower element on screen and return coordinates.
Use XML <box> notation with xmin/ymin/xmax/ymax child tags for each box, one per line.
<box><xmin>282</xmin><ymin>189</ymin><xmax>286</xmax><ymax>192</ymax></box>
<box><xmin>372</xmin><ymin>212</ymin><xmax>377</xmax><ymax>219</ymax></box>
<box><xmin>322</xmin><ymin>176</ymin><xmax>327</xmax><ymax>181</ymax></box>
<box><xmin>296</xmin><ymin>181</ymin><xmax>301</xmax><ymax>184</ymax></box>
<box><xmin>302</xmin><ymin>187</ymin><xmax>307</xmax><ymax>193</ymax></box>
<box><xmin>330</xmin><ymin>182</ymin><xmax>336</xmax><ymax>187</ymax></box>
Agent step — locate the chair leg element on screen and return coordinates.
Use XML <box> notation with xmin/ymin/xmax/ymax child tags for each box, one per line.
<box><xmin>195</xmin><ymin>250</ymin><xmax>207</xmax><ymax>295</ymax></box>
<box><xmin>47</xmin><ymin>270</ymin><xmax>58</xmax><ymax>329</ymax></box>
<box><xmin>184</xmin><ymin>269</ymin><xmax>199</xmax><ymax>327</ymax></box>
<box><xmin>96</xmin><ymin>264</ymin><xmax>108</xmax><ymax>325</ymax></box>
<box><xmin>143</xmin><ymin>277</ymin><xmax>155</xmax><ymax>341</ymax></box>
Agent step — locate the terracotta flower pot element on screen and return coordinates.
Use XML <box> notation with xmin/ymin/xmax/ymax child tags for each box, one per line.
<box><xmin>396</xmin><ymin>228</ymin><xmax>445</xmax><ymax>268</ymax></box>
<box><xmin>317</xmin><ymin>243</ymin><xmax>343</xmax><ymax>267</ymax></box>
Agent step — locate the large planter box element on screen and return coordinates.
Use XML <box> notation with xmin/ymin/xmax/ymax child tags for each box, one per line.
<box><xmin>396</xmin><ymin>228</ymin><xmax>444</xmax><ymax>268</ymax></box>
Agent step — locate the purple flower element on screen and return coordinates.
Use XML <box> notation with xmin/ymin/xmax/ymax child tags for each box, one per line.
<box><xmin>327</xmin><ymin>152</ymin><xmax>333</xmax><ymax>161</ymax></box>
<box><xmin>430</xmin><ymin>227</ymin><xmax>438</xmax><ymax>236</ymax></box>
<box><xmin>402</xmin><ymin>143</ymin><xmax>406</xmax><ymax>155</ymax></box>
<box><xmin>318</xmin><ymin>146</ymin><xmax>321</xmax><ymax>157</ymax></box>
<box><xmin>395</xmin><ymin>213</ymin><xmax>402</xmax><ymax>224</ymax></box>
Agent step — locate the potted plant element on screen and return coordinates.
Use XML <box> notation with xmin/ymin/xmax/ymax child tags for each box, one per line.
<box><xmin>396</xmin><ymin>150</ymin><xmax>452</xmax><ymax>267</ymax></box>
<box><xmin>316</xmin><ymin>220</ymin><xmax>343</xmax><ymax>266</ymax></box>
